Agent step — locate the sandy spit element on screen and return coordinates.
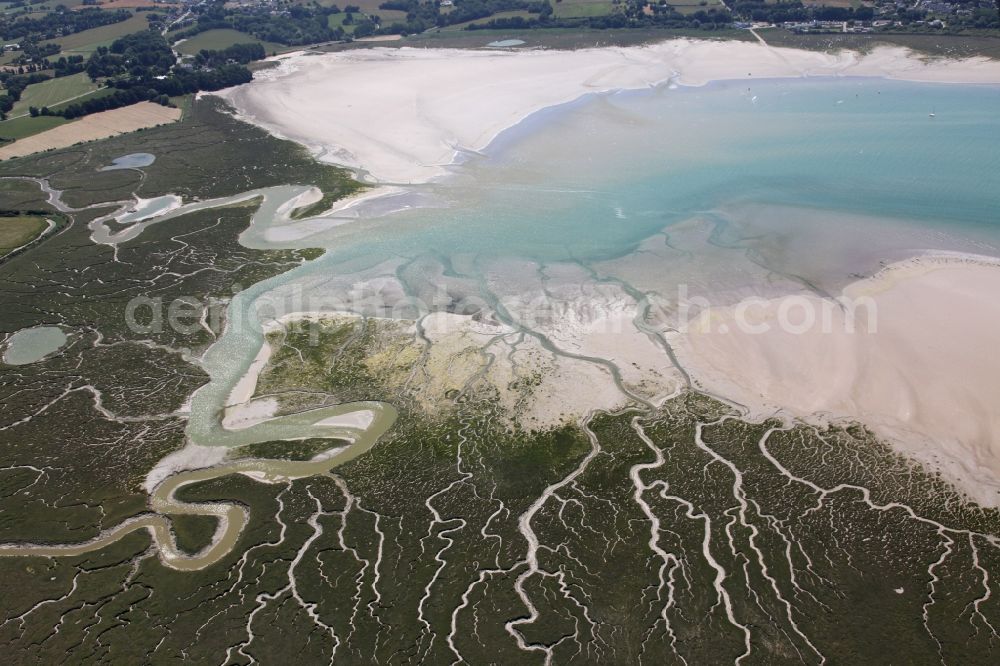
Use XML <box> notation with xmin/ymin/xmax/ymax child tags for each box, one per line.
<box><xmin>217</xmin><ymin>40</ymin><xmax>1000</xmax><ymax>185</ymax></box>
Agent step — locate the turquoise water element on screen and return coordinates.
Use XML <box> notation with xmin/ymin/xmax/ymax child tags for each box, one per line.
<box><xmin>257</xmin><ymin>78</ymin><xmax>1000</xmax><ymax>303</ymax></box>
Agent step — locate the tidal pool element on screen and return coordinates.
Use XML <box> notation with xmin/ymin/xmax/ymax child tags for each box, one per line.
<box><xmin>487</xmin><ymin>39</ymin><xmax>525</xmax><ymax>47</ymax></box>
<box><xmin>3</xmin><ymin>326</ymin><xmax>67</xmax><ymax>365</ymax></box>
<box><xmin>101</xmin><ymin>152</ymin><xmax>156</xmax><ymax>171</ymax></box>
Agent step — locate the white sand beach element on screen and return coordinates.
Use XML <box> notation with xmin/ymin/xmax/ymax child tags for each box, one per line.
<box><xmin>219</xmin><ymin>40</ymin><xmax>1000</xmax><ymax>184</ymax></box>
<box><xmin>674</xmin><ymin>255</ymin><xmax>1000</xmax><ymax>507</ymax></box>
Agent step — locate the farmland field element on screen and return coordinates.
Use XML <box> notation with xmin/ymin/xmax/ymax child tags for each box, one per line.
<box><xmin>42</xmin><ymin>12</ymin><xmax>150</xmax><ymax>54</ymax></box>
<box><xmin>442</xmin><ymin>10</ymin><xmax>537</xmax><ymax>30</ymax></box>
<box><xmin>323</xmin><ymin>0</ymin><xmax>407</xmax><ymax>16</ymax></box>
<box><xmin>0</xmin><ymin>102</ymin><xmax>181</xmax><ymax>160</ymax></box>
<box><xmin>9</xmin><ymin>73</ymin><xmax>98</xmax><ymax>119</ymax></box>
<box><xmin>41</xmin><ymin>87</ymin><xmax>119</xmax><ymax>119</ymax></box>
<box><xmin>0</xmin><ymin>115</ymin><xmax>68</xmax><ymax>142</ymax></box>
<box><xmin>313</xmin><ymin>0</ymin><xmax>408</xmax><ymax>23</ymax></box>
<box><xmin>175</xmin><ymin>29</ymin><xmax>287</xmax><ymax>56</ymax></box>
<box><xmin>552</xmin><ymin>0</ymin><xmax>616</xmax><ymax>19</ymax></box>
<box><xmin>667</xmin><ymin>0</ymin><xmax>728</xmax><ymax>14</ymax></box>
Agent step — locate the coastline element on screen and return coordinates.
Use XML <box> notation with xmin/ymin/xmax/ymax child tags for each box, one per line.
<box><xmin>217</xmin><ymin>39</ymin><xmax>1000</xmax><ymax>186</ymax></box>
<box><xmin>210</xmin><ymin>38</ymin><xmax>1000</xmax><ymax>505</ymax></box>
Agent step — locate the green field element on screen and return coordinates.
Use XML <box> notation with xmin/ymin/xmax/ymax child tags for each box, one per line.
<box><xmin>443</xmin><ymin>10</ymin><xmax>537</xmax><ymax>30</ymax></box>
<box><xmin>552</xmin><ymin>0</ymin><xmax>616</xmax><ymax>18</ymax></box>
<box><xmin>668</xmin><ymin>0</ymin><xmax>727</xmax><ymax>14</ymax></box>
<box><xmin>50</xmin><ymin>86</ymin><xmax>116</xmax><ymax>112</ymax></box>
<box><xmin>42</xmin><ymin>12</ymin><xmax>150</xmax><ymax>54</ymax></box>
<box><xmin>321</xmin><ymin>0</ymin><xmax>406</xmax><ymax>17</ymax></box>
<box><xmin>313</xmin><ymin>0</ymin><xmax>407</xmax><ymax>24</ymax></box>
<box><xmin>9</xmin><ymin>73</ymin><xmax>98</xmax><ymax>119</ymax></box>
<box><xmin>0</xmin><ymin>215</ymin><xmax>48</xmax><ymax>253</ymax></box>
<box><xmin>174</xmin><ymin>29</ymin><xmax>287</xmax><ymax>56</ymax></box>
<box><xmin>0</xmin><ymin>114</ymin><xmax>68</xmax><ymax>142</ymax></box>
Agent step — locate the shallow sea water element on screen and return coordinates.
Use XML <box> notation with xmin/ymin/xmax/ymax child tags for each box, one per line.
<box><xmin>256</xmin><ymin>78</ymin><xmax>1000</xmax><ymax>299</ymax></box>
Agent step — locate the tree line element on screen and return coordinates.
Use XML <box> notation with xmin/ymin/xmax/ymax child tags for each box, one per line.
<box><xmin>170</xmin><ymin>2</ymin><xmax>347</xmax><ymax>47</ymax></box>
<box><xmin>369</xmin><ymin>0</ymin><xmax>740</xmax><ymax>34</ymax></box>
<box><xmin>377</xmin><ymin>0</ymin><xmax>552</xmax><ymax>34</ymax></box>
<box><xmin>193</xmin><ymin>43</ymin><xmax>266</xmax><ymax>69</ymax></box>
